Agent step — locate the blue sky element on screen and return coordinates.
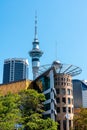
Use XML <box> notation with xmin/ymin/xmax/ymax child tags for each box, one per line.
<box><xmin>0</xmin><ymin>0</ymin><xmax>87</xmax><ymax>83</ymax></box>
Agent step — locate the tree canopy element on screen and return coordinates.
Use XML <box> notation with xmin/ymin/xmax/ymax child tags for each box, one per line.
<box><xmin>19</xmin><ymin>89</ymin><xmax>58</xmax><ymax>130</ymax></box>
<box><xmin>73</xmin><ymin>108</ymin><xmax>87</xmax><ymax>130</ymax></box>
<box><xmin>0</xmin><ymin>89</ymin><xmax>58</xmax><ymax>130</ymax></box>
<box><xmin>0</xmin><ymin>93</ymin><xmax>21</xmax><ymax>130</ymax></box>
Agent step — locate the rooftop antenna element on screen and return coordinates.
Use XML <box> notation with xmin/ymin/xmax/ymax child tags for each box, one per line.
<box><xmin>34</xmin><ymin>11</ymin><xmax>38</xmax><ymax>41</ymax></box>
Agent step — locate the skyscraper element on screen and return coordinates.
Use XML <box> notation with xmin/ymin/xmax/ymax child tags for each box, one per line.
<box><xmin>3</xmin><ymin>58</ymin><xmax>29</xmax><ymax>84</ymax></box>
<box><xmin>29</xmin><ymin>14</ymin><xmax>43</xmax><ymax>80</ymax></box>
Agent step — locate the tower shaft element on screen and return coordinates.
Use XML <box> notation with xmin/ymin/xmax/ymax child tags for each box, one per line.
<box><xmin>29</xmin><ymin>15</ymin><xmax>43</xmax><ymax>80</ymax></box>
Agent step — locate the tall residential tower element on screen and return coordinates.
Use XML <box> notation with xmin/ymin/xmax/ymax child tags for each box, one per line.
<box><xmin>29</xmin><ymin>15</ymin><xmax>43</xmax><ymax>80</ymax></box>
<box><xmin>3</xmin><ymin>58</ymin><xmax>29</xmax><ymax>84</ymax></box>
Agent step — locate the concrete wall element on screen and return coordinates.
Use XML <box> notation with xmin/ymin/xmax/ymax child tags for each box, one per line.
<box><xmin>0</xmin><ymin>80</ymin><xmax>31</xmax><ymax>95</ymax></box>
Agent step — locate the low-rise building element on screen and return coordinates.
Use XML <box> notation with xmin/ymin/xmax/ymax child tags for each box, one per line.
<box><xmin>0</xmin><ymin>79</ymin><xmax>31</xmax><ymax>95</ymax></box>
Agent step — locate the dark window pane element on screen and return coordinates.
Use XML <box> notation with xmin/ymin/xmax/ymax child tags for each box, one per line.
<box><xmin>63</xmin><ymin>120</ymin><xmax>66</xmax><ymax>130</ymax></box>
<box><xmin>68</xmin><ymin>98</ymin><xmax>71</xmax><ymax>104</ymax></box>
<box><xmin>44</xmin><ymin>103</ymin><xmax>50</xmax><ymax>111</ymax></box>
<box><xmin>62</xmin><ymin>97</ymin><xmax>66</xmax><ymax>103</ymax></box>
<box><xmin>56</xmin><ymin>98</ymin><xmax>60</xmax><ymax>103</ymax></box>
<box><xmin>63</xmin><ymin>107</ymin><xmax>66</xmax><ymax>112</ymax></box>
<box><xmin>56</xmin><ymin>88</ymin><xmax>60</xmax><ymax>94</ymax></box>
<box><xmin>68</xmin><ymin>107</ymin><xmax>71</xmax><ymax>113</ymax></box>
<box><xmin>57</xmin><ymin>107</ymin><xmax>60</xmax><ymax>113</ymax></box>
<box><xmin>57</xmin><ymin>120</ymin><xmax>60</xmax><ymax>130</ymax></box>
<box><xmin>45</xmin><ymin>93</ymin><xmax>50</xmax><ymax>100</ymax></box>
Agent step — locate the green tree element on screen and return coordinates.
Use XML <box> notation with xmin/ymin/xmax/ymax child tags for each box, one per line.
<box><xmin>19</xmin><ymin>89</ymin><xmax>58</xmax><ymax>130</ymax></box>
<box><xmin>73</xmin><ymin>108</ymin><xmax>87</xmax><ymax>130</ymax></box>
<box><xmin>0</xmin><ymin>93</ymin><xmax>22</xmax><ymax>130</ymax></box>
<box><xmin>26</xmin><ymin>113</ymin><xmax>58</xmax><ymax>130</ymax></box>
<box><xmin>0</xmin><ymin>89</ymin><xmax>58</xmax><ymax>130</ymax></box>
<box><xmin>19</xmin><ymin>89</ymin><xmax>45</xmax><ymax>116</ymax></box>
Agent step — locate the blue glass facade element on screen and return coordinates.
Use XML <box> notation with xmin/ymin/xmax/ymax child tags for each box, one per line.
<box><xmin>3</xmin><ymin>63</ymin><xmax>10</xmax><ymax>83</ymax></box>
<box><xmin>14</xmin><ymin>62</ymin><xmax>23</xmax><ymax>81</ymax></box>
<box><xmin>3</xmin><ymin>58</ymin><xmax>29</xmax><ymax>84</ymax></box>
<box><xmin>39</xmin><ymin>76</ymin><xmax>50</xmax><ymax>92</ymax></box>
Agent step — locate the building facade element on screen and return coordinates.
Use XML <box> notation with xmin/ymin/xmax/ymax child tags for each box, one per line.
<box><xmin>0</xmin><ymin>79</ymin><xmax>31</xmax><ymax>95</ymax></box>
<box><xmin>3</xmin><ymin>58</ymin><xmax>29</xmax><ymax>84</ymax></box>
<box><xmin>34</xmin><ymin>61</ymin><xmax>82</xmax><ymax>130</ymax></box>
<box><xmin>73</xmin><ymin>79</ymin><xmax>87</xmax><ymax>108</ymax></box>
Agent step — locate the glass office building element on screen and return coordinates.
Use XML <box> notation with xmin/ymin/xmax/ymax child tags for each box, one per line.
<box><xmin>3</xmin><ymin>58</ymin><xmax>29</xmax><ymax>84</ymax></box>
<box><xmin>73</xmin><ymin>79</ymin><xmax>87</xmax><ymax>108</ymax></box>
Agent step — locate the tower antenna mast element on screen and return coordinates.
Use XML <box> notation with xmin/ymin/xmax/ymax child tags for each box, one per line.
<box><xmin>34</xmin><ymin>11</ymin><xmax>38</xmax><ymax>40</ymax></box>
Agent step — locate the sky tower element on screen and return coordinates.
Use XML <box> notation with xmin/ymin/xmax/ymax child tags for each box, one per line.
<box><xmin>29</xmin><ymin>15</ymin><xmax>43</xmax><ymax>80</ymax></box>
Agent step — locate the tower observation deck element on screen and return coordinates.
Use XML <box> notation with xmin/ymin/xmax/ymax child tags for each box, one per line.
<box><xmin>29</xmin><ymin>15</ymin><xmax>43</xmax><ymax>80</ymax></box>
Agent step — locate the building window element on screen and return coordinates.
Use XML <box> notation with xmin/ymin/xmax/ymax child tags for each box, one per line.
<box><xmin>55</xmin><ymin>82</ymin><xmax>57</xmax><ymax>86</ymax></box>
<box><xmin>72</xmin><ymin>107</ymin><xmax>74</xmax><ymax>113</ymax></box>
<box><xmin>56</xmin><ymin>88</ymin><xmax>60</xmax><ymax>94</ymax></box>
<box><xmin>44</xmin><ymin>103</ymin><xmax>50</xmax><ymax>111</ymax></box>
<box><xmin>68</xmin><ymin>79</ymin><xmax>70</xmax><ymax>82</ymax></box>
<box><xmin>69</xmin><ymin>120</ymin><xmax>71</xmax><ymax>128</ymax></box>
<box><xmin>58</xmin><ymin>82</ymin><xmax>60</xmax><ymax>85</ymax></box>
<box><xmin>68</xmin><ymin>98</ymin><xmax>71</xmax><ymax>104</ymax></box>
<box><xmin>61</xmin><ymin>88</ymin><xmax>66</xmax><ymax>94</ymax></box>
<box><xmin>67</xmin><ymin>89</ymin><xmax>70</xmax><ymax>95</ymax></box>
<box><xmin>57</xmin><ymin>107</ymin><xmax>60</xmax><ymax>113</ymax></box>
<box><xmin>61</xmin><ymin>78</ymin><xmax>63</xmax><ymax>81</ymax></box>
<box><xmin>72</xmin><ymin>99</ymin><xmax>73</xmax><ymax>104</ymax></box>
<box><xmin>42</xmin><ymin>77</ymin><xmax>50</xmax><ymax>91</ymax></box>
<box><xmin>57</xmin><ymin>120</ymin><xmax>60</xmax><ymax>130</ymax></box>
<box><xmin>64</xmin><ymin>82</ymin><xmax>66</xmax><ymax>86</ymax></box>
<box><xmin>58</xmin><ymin>77</ymin><xmax>60</xmax><ymax>81</ymax></box>
<box><xmin>56</xmin><ymin>97</ymin><xmax>60</xmax><ymax>103</ymax></box>
<box><xmin>68</xmin><ymin>107</ymin><xmax>71</xmax><ymax>113</ymax></box>
<box><xmin>67</xmin><ymin>83</ymin><xmax>71</xmax><ymax>86</ymax></box>
<box><xmin>62</xmin><ymin>97</ymin><xmax>66</xmax><ymax>103</ymax></box>
<box><xmin>63</xmin><ymin>107</ymin><xmax>66</xmax><ymax>112</ymax></box>
<box><xmin>63</xmin><ymin>120</ymin><xmax>66</xmax><ymax>130</ymax></box>
<box><xmin>45</xmin><ymin>93</ymin><xmax>50</xmax><ymax>100</ymax></box>
<box><xmin>55</xmin><ymin>78</ymin><xmax>57</xmax><ymax>81</ymax></box>
<box><xmin>61</xmin><ymin>82</ymin><xmax>63</xmax><ymax>85</ymax></box>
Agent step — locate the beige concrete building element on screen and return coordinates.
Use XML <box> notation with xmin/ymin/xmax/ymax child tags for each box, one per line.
<box><xmin>55</xmin><ymin>74</ymin><xmax>73</xmax><ymax>130</ymax></box>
